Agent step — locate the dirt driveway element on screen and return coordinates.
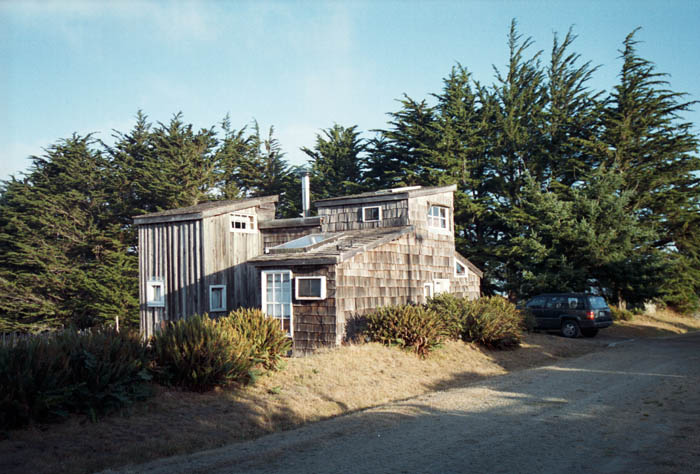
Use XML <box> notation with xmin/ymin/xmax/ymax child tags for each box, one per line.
<box><xmin>108</xmin><ymin>332</ymin><xmax>700</xmax><ymax>474</ymax></box>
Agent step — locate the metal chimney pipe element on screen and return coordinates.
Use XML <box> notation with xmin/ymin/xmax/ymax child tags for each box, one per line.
<box><xmin>301</xmin><ymin>171</ymin><xmax>311</xmax><ymax>218</ymax></box>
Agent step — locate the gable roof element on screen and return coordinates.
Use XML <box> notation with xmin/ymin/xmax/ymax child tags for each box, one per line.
<box><xmin>249</xmin><ymin>226</ymin><xmax>414</xmax><ymax>267</ymax></box>
<box><xmin>133</xmin><ymin>195</ymin><xmax>279</xmax><ymax>225</ymax></box>
<box><xmin>313</xmin><ymin>185</ymin><xmax>457</xmax><ymax>208</ymax></box>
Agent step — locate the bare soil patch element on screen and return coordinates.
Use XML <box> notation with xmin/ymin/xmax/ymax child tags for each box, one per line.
<box><xmin>1</xmin><ymin>310</ymin><xmax>698</xmax><ymax>474</ymax></box>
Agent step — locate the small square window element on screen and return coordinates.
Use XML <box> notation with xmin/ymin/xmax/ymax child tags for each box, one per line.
<box><xmin>295</xmin><ymin>276</ymin><xmax>327</xmax><ymax>300</ymax></box>
<box><xmin>362</xmin><ymin>206</ymin><xmax>381</xmax><ymax>222</ymax></box>
<box><xmin>423</xmin><ymin>282</ymin><xmax>434</xmax><ymax>299</ymax></box>
<box><xmin>428</xmin><ymin>205</ymin><xmax>449</xmax><ymax>230</ymax></box>
<box><xmin>209</xmin><ymin>285</ymin><xmax>226</xmax><ymax>312</ymax></box>
<box><xmin>147</xmin><ymin>280</ymin><xmax>165</xmax><ymax>307</ymax></box>
<box><xmin>433</xmin><ymin>278</ymin><xmax>450</xmax><ymax>295</ymax></box>
<box><xmin>230</xmin><ymin>213</ymin><xmax>256</xmax><ymax>233</ymax></box>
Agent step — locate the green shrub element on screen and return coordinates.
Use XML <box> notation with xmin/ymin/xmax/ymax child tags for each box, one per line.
<box><xmin>0</xmin><ymin>328</ymin><xmax>152</xmax><ymax>429</ymax></box>
<box><xmin>150</xmin><ymin>315</ymin><xmax>255</xmax><ymax>391</ymax></box>
<box><xmin>424</xmin><ymin>293</ymin><xmax>466</xmax><ymax>338</ymax></box>
<box><xmin>55</xmin><ymin>329</ymin><xmax>152</xmax><ymax>420</ymax></box>
<box><xmin>428</xmin><ymin>295</ymin><xmax>525</xmax><ymax>349</ymax></box>
<box><xmin>0</xmin><ymin>336</ymin><xmax>72</xmax><ymax>429</ymax></box>
<box><xmin>221</xmin><ymin>308</ymin><xmax>291</xmax><ymax>371</ymax></box>
<box><xmin>460</xmin><ymin>297</ymin><xmax>523</xmax><ymax>349</ymax></box>
<box><xmin>363</xmin><ymin>304</ymin><xmax>447</xmax><ymax>357</ymax></box>
<box><xmin>611</xmin><ymin>306</ymin><xmax>635</xmax><ymax>321</ymax></box>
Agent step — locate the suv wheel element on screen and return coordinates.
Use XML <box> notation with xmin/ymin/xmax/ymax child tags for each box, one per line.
<box><xmin>581</xmin><ymin>328</ymin><xmax>599</xmax><ymax>337</ymax></box>
<box><xmin>561</xmin><ymin>320</ymin><xmax>580</xmax><ymax>338</ymax></box>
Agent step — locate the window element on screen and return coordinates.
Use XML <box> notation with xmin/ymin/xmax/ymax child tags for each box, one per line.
<box><xmin>209</xmin><ymin>285</ymin><xmax>226</xmax><ymax>312</ymax></box>
<box><xmin>147</xmin><ymin>280</ymin><xmax>165</xmax><ymax>307</ymax></box>
<box><xmin>433</xmin><ymin>278</ymin><xmax>450</xmax><ymax>295</ymax></box>
<box><xmin>455</xmin><ymin>259</ymin><xmax>467</xmax><ymax>277</ymax></box>
<box><xmin>295</xmin><ymin>276</ymin><xmax>327</xmax><ymax>300</ymax></box>
<box><xmin>423</xmin><ymin>282</ymin><xmax>434</xmax><ymax>299</ymax></box>
<box><xmin>362</xmin><ymin>206</ymin><xmax>381</xmax><ymax>222</ymax></box>
<box><xmin>428</xmin><ymin>205</ymin><xmax>449</xmax><ymax>230</ymax></box>
<box><xmin>230</xmin><ymin>213</ymin><xmax>256</xmax><ymax>232</ymax></box>
<box><xmin>526</xmin><ymin>296</ymin><xmax>547</xmax><ymax>309</ymax></box>
<box><xmin>262</xmin><ymin>270</ymin><xmax>293</xmax><ymax>336</ymax></box>
<box><xmin>546</xmin><ymin>296</ymin><xmax>566</xmax><ymax>309</ymax></box>
<box><xmin>588</xmin><ymin>296</ymin><xmax>609</xmax><ymax>309</ymax></box>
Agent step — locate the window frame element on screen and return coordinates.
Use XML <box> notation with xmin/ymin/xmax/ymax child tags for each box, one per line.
<box><xmin>295</xmin><ymin>276</ymin><xmax>327</xmax><ymax>300</ymax></box>
<box><xmin>454</xmin><ymin>258</ymin><xmax>468</xmax><ymax>277</ymax></box>
<box><xmin>423</xmin><ymin>282</ymin><xmax>434</xmax><ymax>299</ymax></box>
<box><xmin>209</xmin><ymin>284</ymin><xmax>227</xmax><ymax>312</ymax></box>
<box><xmin>230</xmin><ymin>213</ymin><xmax>256</xmax><ymax>233</ymax></box>
<box><xmin>261</xmin><ymin>269</ymin><xmax>294</xmax><ymax>337</ymax></box>
<box><xmin>146</xmin><ymin>279</ymin><xmax>165</xmax><ymax>307</ymax></box>
<box><xmin>427</xmin><ymin>205</ymin><xmax>449</xmax><ymax>232</ymax></box>
<box><xmin>362</xmin><ymin>206</ymin><xmax>382</xmax><ymax>223</ymax></box>
<box><xmin>433</xmin><ymin>278</ymin><xmax>450</xmax><ymax>295</ymax></box>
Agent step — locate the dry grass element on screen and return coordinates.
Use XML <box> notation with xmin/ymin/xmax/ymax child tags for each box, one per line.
<box><xmin>606</xmin><ymin>308</ymin><xmax>700</xmax><ymax>338</ymax></box>
<box><xmin>1</xmin><ymin>310</ymin><xmax>698</xmax><ymax>474</ymax></box>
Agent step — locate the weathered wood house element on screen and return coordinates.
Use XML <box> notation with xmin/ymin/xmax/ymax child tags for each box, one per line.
<box><xmin>135</xmin><ymin>184</ymin><xmax>482</xmax><ymax>353</ymax></box>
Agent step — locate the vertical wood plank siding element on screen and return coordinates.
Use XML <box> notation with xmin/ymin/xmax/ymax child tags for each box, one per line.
<box><xmin>138</xmin><ymin>219</ymin><xmax>204</xmax><ymax>338</ymax></box>
<box><xmin>202</xmin><ymin>209</ymin><xmax>264</xmax><ymax>315</ymax></box>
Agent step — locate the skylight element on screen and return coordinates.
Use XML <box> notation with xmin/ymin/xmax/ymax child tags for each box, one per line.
<box><xmin>270</xmin><ymin>233</ymin><xmax>336</xmax><ymax>252</ymax></box>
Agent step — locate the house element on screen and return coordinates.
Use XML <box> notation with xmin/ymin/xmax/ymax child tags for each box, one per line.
<box><xmin>134</xmin><ymin>183</ymin><xmax>482</xmax><ymax>353</ymax></box>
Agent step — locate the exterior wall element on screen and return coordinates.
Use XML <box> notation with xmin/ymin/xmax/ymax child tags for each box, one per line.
<box><xmin>318</xmin><ymin>199</ymin><xmax>409</xmax><ymax>232</ymax></box>
<box><xmin>138</xmin><ymin>219</ymin><xmax>204</xmax><ymax>339</ymax></box>
<box><xmin>335</xmin><ymin>231</ymin><xmax>479</xmax><ymax>342</ymax></box>
<box><xmin>451</xmin><ymin>255</ymin><xmax>481</xmax><ymax>300</ymax></box>
<box><xmin>407</xmin><ymin>192</ymin><xmax>454</xmax><ymax>233</ymax></box>
<box><xmin>138</xmin><ymin>202</ymin><xmax>276</xmax><ymax>337</ymax></box>
<box><xmin>253</xmin><ymin>264</ymin><xmax>337</xmax><ymax>355</ymax></box>
<box><xmin>202</xmin><ymin>207</ymin><xmax>264</xmax><ymax>314</ymax></box>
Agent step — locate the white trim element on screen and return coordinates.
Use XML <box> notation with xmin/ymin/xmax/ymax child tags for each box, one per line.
<box><xmin>362</xmin><ymin>205</ymin><xmax>382</xmax><ymax>222</ymax></box>
<box><xmin>433</xmin><ymin>278</ymin><xmax>450</xmax><ymax>295</ymax></box>
<box><xmin>455</xmin><ymin>258</ymin><xmax>468</xmax><ymax>277</ymax></box>
<box><xmin>261</xmin><ymin>270</ymin><xmax>294</xmax><ymax>337</ymax></box>
<box><xmin>423</xmin><ymin>282</ymin><xmax>434</xmax><ymax>299</ymax></box>
<box><xmin>147</xmin><ymin>279</ymin><xmax>165</xmax><ymax>307</ymax></box>
<box><xmin>295</xmin><ymin>276</ymin><xmax>327</xmax><ymax>300</ymax></box>
<box><xmin>209</xmin><ymin>285</ymin><xmax>227</xmax><ymax>312</ymax></box>
<box><xmin>230</xmin><ymin>213</ymin><xmax>256</xmax><ymax>233</ymax></box>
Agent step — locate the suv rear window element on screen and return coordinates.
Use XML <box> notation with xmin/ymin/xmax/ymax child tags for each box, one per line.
<box><xmin>588</xmin><ymin>296</ymin><xmax>609</xmax><ymax>309</ymax></box>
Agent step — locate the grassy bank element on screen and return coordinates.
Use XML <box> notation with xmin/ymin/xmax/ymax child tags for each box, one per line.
<box><xmin>1</xmin><ymin>310</ymin><xmax>698</xmax><ymax>474</ymax></box>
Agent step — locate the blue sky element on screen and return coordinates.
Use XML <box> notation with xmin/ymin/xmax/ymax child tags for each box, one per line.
<box><xmin>1</xmin><ymin>0</ymin><xmax>699</xmax><ymax>181</ymax></box>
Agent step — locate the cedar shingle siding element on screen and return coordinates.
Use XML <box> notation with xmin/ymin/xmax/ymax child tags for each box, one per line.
<box><xmin>135</xmin><ymin>186</ymin><xmax>481</xmax><ymax>354</ymax></box>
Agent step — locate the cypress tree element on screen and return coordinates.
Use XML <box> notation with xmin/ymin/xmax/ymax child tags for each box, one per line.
<box><xmin>302</xmin><ymin>124</ymin><xmax>366</xmax><ymax>200</ymax></box>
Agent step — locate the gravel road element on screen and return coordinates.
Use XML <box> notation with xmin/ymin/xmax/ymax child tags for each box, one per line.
<box><xmin>109</xmin><ymin>333</ymin><xmax>700</xmax><ymax>474</ymax></box>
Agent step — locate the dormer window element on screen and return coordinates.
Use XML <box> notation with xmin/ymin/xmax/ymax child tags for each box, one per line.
<box><xmin>428</xmin><ymin>205</ymin><xmax>448</xmax><ymax>230</ymax></box>
<box><xmin>230</xmin><ymin>213</ymin><xmax>256</xmax><ymax>233</ymax></box>
<box><xmin>362</xmin><ymin>206</ymin><xmax>381</xmax><ymax>222</ymax></box>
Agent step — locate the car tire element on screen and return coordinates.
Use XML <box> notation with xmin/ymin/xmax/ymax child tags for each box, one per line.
<box><xmin>561</xmin><ymin>320</ymin><xmax>580</xmax><ymax>338</ymax></box>
<box><xmin>581</xmin><ymin>328</ymin><xmax>599</xmax><ymax>337</ymax></box>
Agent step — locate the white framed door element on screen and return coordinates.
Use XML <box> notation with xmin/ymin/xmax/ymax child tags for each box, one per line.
<box><xmin>261</xmin><ymin>270</ymin><xmax>293</xmax><ymax>336</ymax></box>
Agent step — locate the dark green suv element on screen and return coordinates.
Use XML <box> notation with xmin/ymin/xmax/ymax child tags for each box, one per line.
<box><xmin>524</xmin><ymin>293</ymin><xmax>613</xmax><ymax>338</ymax></box>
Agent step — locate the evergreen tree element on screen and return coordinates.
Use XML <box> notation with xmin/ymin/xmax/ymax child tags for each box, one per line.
<box><xmin>302</xmin><ymin>124</ymin><xmax>366</xmax><ymax>200</ymax></box>
<box><xmin>600</xmin><ymin>29</ymin><xmax>700</xmax><ymax>310</ymax></box>
<box><xmin>138</xmin><ymin>113</ymin><xmax>219</xmax><ymax>211</ymax></box>
<box><xmin>364</xmin><ymin>96</ymin><xmax>438</xmax><ymax>188</ymax></box>
<box><xmin>0</xmin><ymin>136</ymin><xmax>137</xmax><ymax>331</ymax></box>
